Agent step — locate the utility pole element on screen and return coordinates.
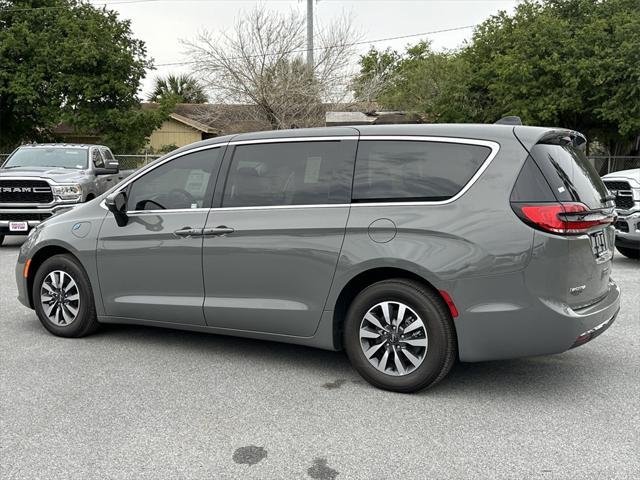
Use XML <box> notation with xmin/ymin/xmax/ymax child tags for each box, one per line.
<box><xmin>306</xmin><ymin>0</ymin><xmax>314</xmax><ymax>67</ymax></box>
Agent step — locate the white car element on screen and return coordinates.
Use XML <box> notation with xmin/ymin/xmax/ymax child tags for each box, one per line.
<box><xmin>602</xmin><ymin>168</ymin><xmax>640</xmax><ymax>259</ymax></box>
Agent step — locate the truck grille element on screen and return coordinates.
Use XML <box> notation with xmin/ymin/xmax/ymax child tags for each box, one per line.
<box><xmin>0</xmin><ymin>212</ymin><xmax>52</xmax><ymax>222</ymax></box>
<box><xmin>0</xmin><ymin>180</ymin><xmax>53</xmax><ymax>204</ymax></box>
<box><xmin>603</xmin><ymin>180</ymin><xmax>634</xmax><ymax>210</ymax></box>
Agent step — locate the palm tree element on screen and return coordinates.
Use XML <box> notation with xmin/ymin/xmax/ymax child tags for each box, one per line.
<box><xmin>147</xmin><ymin>74</ymin><xmax>208</xmax><ymax>103</ymax></box>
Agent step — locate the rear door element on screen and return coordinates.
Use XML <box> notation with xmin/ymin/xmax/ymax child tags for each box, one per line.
<box><xmin>528</xmin><ymin>139</ymin><xmax>615</xmax><ymax>308</ymax></box>
<box><xmin>201</xmin><ymin>138</ymin><xmax>357</xmax><ymax>336</ymax></box>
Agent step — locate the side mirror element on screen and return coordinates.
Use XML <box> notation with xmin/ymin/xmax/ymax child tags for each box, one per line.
<box><xmin>105</xmin><ymin>191</ymin><xmax>128</xmax><ymax>226</ymax></box>
<box><xmin>95</xmin><ymin>160</ymin><xmax>120</xmax><ymax>175</ymax></box>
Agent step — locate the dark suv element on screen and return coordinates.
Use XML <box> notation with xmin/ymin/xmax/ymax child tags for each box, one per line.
<box><xmin>15</xmin><ymin>124</ymin><xmax>620</xmax><ymax>392</ymax></box>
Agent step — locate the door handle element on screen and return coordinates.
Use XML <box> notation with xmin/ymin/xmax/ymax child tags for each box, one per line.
<box><xmin>203</xmin><ymin>226</ymin><xmax>235</xmax><ymax>237</ymax></box>
<box><xmin>174</xmin><ymin>227</ymin><xmax>204</xmax><ymax>237</ymax></box>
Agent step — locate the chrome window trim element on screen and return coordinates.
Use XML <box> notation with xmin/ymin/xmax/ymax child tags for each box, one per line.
<box><xmin>101</xmin><ymin>143</ymin><xmax>228</xmax><ymax>212</ymax></box>
<box><xmin>352</xmin><ymin>136</ymin><xmax>500</xmax><ymax>207</ymax></box>
<box><xmin>228</xmin><ymin>135</ymin><xmax>359</xmax><ymax>146</ymax></box>
<box><xmin>101</xmin><ymin>135</ymin><xmax>500</xmax><ymax>213</ymax></box>
<box><xmin>126</xmin><ymin>208</ymin><xmax>210</xmax><ymax>216</ymax></box>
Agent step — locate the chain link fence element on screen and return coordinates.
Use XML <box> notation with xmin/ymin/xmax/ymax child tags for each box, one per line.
<box><xmin>114</xmin><ymin>154</ymin><xmax>163</xmax><ymax>170</ymax></box>
<box><xmin>589</xmin><ymin>156</ymin><xmax>640</xmax><ymax>176</ymax></box>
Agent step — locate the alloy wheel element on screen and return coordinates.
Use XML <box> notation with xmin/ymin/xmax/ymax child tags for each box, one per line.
<box><xmin>359</xmin><ymin>301</ymin><xmax>428</xmax><ymax>376</ymax></box>
<box><xmin>40</xmin><ymin>270</ymin><xmax>81</xmax><ymax>326</ymax></box>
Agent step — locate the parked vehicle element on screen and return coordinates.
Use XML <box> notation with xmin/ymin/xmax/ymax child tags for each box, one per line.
<box><xmin>602</xmin><ymin>168</ymin><xmax>640</xmax><ymax>259</ymax></box>
<box><xmin>15</xmin><ymin>125</ymin><xmax>620</xmax><ymax>392</ymax></box>
<box><xmin>0</xmin><ymin>144</ymin><xmax>132</xmax><ymax>246</ymax></box>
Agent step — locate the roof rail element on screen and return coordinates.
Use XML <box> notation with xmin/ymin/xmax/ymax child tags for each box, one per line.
<box><xmin>495</xmin><ymin>116</ymin><xmax>523</xmax><ymax>126</ymax></box>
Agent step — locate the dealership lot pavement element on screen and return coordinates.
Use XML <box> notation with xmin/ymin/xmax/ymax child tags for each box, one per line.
<box><xmin>1</xmin><ymin>236</ymin><xmax>638</xmax><ymax>480</ymax></box>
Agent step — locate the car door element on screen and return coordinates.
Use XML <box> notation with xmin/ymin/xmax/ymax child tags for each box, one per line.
<box><xmin>97</xmin><ymin>145</ymin><xmax>225</xmax><ymax>325</ymax></box>
<box><xmin>202</xmin><ymin>137</ymin><xmax>357</xmax><ymax>336</ymax></box>
<box><xmin>91</xmin><ymin>148</ymin><xmax>111</xmax><ymax>194</ymax></box>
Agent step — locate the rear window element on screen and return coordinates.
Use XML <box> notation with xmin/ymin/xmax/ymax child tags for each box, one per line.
<box><xmin>352</xmin><ymin>140</ymin><xmax>492</xmax><ymax>202</ymax></box>
<box><xmin>530</xmin><ymin>143</ymin><xmax>609</xmax><ymax>209</ymax></box>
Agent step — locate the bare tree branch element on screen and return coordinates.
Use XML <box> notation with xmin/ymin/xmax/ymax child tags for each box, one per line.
<box><xmin>182</xmin><ymin>5</ymin><xmax>360</xmax><ymax>130</ymax></box>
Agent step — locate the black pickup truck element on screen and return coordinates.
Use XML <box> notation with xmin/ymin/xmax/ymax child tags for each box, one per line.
<box><xmin>0</xmin><ymin>144</ymin><xmax>133</xmax><ymax>245</ymax></box>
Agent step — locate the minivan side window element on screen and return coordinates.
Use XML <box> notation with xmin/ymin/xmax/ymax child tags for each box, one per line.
<box><xmin>127</xmin><ymin>148</ymin><xmax>222</xmax><ymax>211</ymax></box>
<box><xmin>222</xmin><ymin>140</ymin><xmax>356</xmax><ymax>208</ymax></box>
<box><xmin>353</xmin><ymin>140</ymin><xmax>492</xmax><ymax>202</ymax></box>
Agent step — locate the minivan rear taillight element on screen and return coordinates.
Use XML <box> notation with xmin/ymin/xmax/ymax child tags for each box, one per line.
<box><xmin>512</xmin><ymin>202</ymin><xmax>615</xmax><ymax>235</ymax></box>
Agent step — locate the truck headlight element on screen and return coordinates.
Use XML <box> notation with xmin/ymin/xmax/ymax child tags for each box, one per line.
<box><xmin>52</xmin><ymin>184</ymin><xmax>82</xmax><ymax>200</ymax></box>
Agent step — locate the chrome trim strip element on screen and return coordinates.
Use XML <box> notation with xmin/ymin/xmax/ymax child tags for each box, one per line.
<box><xmin>576</xmin><ymin>312</ymin><xmax>616</xmax><ymax>338</ymax></box>
<box><xmin>0</xmin><ymin>208</ymin><xmax>55</xmax><ymax>214</ymax></box>
<box><xmin>351</xmin><ymin>136</ymin><xmax>499</xmax><ymax>207</ymax></box>
<box><xmin>211</xmin><ymin>204</ymin><xmax>349</xmax><ymax>212</ymax></box>
<box><xmin>228</xmin><ymin>136</ymin><xmax>359</xmax><ymax>146</ymax></box>
<box><xmin>126</xmin><ymin>208</ymin><xmax>210</xmax><ymax>216</ymax></box>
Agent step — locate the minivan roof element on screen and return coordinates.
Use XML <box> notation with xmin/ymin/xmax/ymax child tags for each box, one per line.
<box><xmin>164</xmin><ymin>123</ymin><xmax>580</xmax><ymax>159</ymax></box>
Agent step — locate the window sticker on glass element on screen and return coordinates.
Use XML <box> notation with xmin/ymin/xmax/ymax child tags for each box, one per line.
<box><xmin>304</xmin><ymin>156</ymin><xmax>322</xmax><ymax>183</ymax></box>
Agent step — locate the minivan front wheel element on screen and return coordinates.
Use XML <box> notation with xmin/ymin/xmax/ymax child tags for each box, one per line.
<box><xmin>33</xmin><ymin>254</ymin><xmax>99</xmax><ymax>337</ymax></box>
<box><xmin>344</xmin><ymin>279</ymin><xmax>457</xmax><ymax>393</ymax></box>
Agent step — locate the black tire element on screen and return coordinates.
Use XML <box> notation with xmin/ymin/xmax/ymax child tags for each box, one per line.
<box><xmin>32</xmin><ymin>254</ymin><xmax>99</xmax><ymax>337</ymax></box>
<box><xmin>616</xmin><ymin>246</ymin><xmax>639</xmax><ymax>260</ymax></box>
<box><xmin>0</xmin><ymin>235</ymin><xmax>4</xmax><ymax>246</ymax></box>
<box><xmin>344</xmin><ymin>279</ymin><xmax>457</xmax><ymax>393</ymax></box>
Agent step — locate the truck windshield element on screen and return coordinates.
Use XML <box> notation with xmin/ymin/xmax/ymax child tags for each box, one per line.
<box><xmin>3</xmin><ymin>148</ymin><xmax>88</xmax><ymax>170</ymax></box>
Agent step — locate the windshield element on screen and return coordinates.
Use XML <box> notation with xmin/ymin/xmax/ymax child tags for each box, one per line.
<box><xmin>3</xmin><ymin>148</ymin><xmax>88</xmax><ymax>170</ymax></box>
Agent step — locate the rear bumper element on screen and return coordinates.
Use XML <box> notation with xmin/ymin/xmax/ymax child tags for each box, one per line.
<box><xmin>455</xmin><ymin>278</ymin><xmax>621</xmax><ymax>362</ymax></box>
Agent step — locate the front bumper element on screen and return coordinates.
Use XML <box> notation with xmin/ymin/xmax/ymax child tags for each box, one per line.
<box><xmin>0</xmin><ymin>205</ymin><xmax>78</xmax><ymax>235</ymax></box>
<box><xmin>613</xmin><ymin>212</ymin><xmax>640</xmax><ymax>249</ymax></box>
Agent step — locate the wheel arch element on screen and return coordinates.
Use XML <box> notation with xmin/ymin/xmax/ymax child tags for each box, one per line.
<box><xmin>330</xmin><ymin>266</ymin><xmax>457</xmax><ymax>350</ymax></box>
<box><xmin>26</xmin><ymin>245</ymin><xmax>82</xmax><ymax>308</ymax></box>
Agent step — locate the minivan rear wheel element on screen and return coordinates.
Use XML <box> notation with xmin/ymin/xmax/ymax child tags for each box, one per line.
<box><xmin>344</xmin><ymin>279</ymin><xmax>457</xmax><ymax>393</ymax></box>
<box><xmin>33</xmin><ymin>254</ymin><xmax>99</xmax><ymax>337</ymax></box>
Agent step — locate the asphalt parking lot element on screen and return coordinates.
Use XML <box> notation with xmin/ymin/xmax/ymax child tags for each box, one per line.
<box><xmin>1</xmin><ymin>236</ymin><xmax>638</xmax><ymax>480</ymax></box>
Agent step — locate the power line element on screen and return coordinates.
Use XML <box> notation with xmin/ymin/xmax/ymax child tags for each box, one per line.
<box><xmin>154</xmin><ymin>24</ymin><xmax>476</xmax><ymax>68</ymax></box>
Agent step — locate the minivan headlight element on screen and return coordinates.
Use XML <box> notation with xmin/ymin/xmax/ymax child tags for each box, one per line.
<box><xmin>52</xmin><ymin>184</ymin><xmax>82</xmax><ymax>200</ymax></box>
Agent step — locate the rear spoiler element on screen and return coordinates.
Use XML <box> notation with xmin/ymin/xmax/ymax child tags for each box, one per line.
<box><xmin>513</xmin><ymin>126</ymin><xmax>588</xmax><ymax>153</ymax></box>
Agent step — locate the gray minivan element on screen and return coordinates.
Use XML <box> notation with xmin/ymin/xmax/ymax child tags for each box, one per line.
<box><xmin>15</xmin><ymin>124</ymin><xmax>621</xmax><ymax>392</ymax></box>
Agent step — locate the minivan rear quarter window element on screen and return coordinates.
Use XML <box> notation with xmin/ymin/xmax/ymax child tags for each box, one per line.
<box><xmin>530</xmin><ymin>142</ymin><xmax>609</xmax><ymax>209</ymax></box>
<box><xmin>353</xmin><ymin>140</ymin><xmax>492</xmax><ymax>202</ymax></box>
<box><xmin>223</xmin><ymin>140</ymin><xmax>356</xmax><ymax>207</ymax></box>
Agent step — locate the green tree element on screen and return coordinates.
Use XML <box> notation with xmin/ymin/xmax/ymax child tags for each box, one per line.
<box><xmin>148</xmin><ymin>73</ymin><xmax>208</xmax><ymax>104</ymax></box>
<box><xmin>0</xmin><ymin>0</ymin><xmax>171</xmax><ymax>153</ymax></box>
<box><xmin>353</xmin><ymin>0</ymin><xmax>640</xmax><ymax>154</ymax></box>
<box><xmin>354</xmin><ymin>42</ymin><xmax>476</xmax><ymax>122</ymax></box>
<box><xmin>462</xmin><ymin>0</ymin><xmax>640</xmax><ymax>153</ymax></box>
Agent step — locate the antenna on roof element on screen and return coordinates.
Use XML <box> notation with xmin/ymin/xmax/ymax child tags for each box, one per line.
<box><xmin>495</xmin><ymin>116</ymin><xmax>522</xmax><ymax>125</ymax></box>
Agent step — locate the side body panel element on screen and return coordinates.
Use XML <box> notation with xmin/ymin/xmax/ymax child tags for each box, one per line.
<box><xmin>327</xmin><ymin>131</ymin><xmax>538</xmax><ymax>358</ymax></box>
<box><xmin>202</xmin><ymin>206</ymin><xmax>350</xmax><ymax>336</ymax></box>
<box><xmin>96</xmin><ymin>210</ymin><xmax>208</xmax><ymax>325</ymax></box>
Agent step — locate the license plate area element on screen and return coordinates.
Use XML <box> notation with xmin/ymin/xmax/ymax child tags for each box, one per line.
<box><xmin>9</xmin><ymin>221</ymin><xmax>29</xmax><ymax>232</ymax></box>
<box><xmin>590</xmin><ymin>230</ymin><xmax>608</xmax><ymax>258</ymax></box>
